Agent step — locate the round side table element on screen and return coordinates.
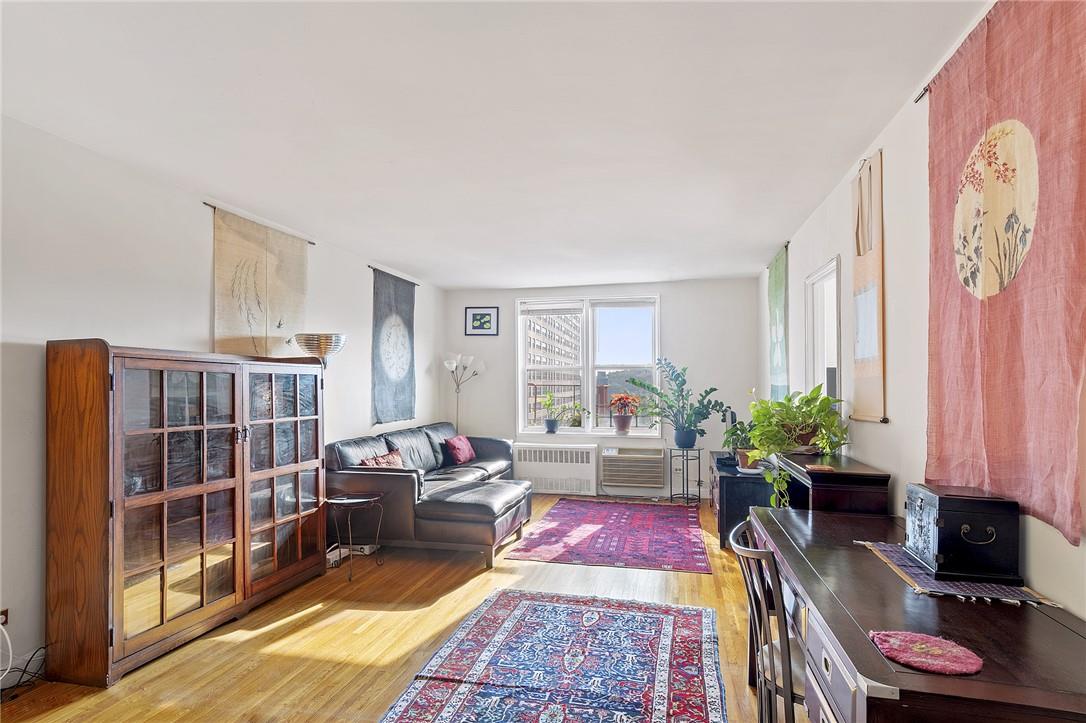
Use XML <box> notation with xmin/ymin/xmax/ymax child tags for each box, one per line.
<box><xmin>326</xmin><ymin>492</ymin><xmax>385</xmax><ymax>581</ymax></box>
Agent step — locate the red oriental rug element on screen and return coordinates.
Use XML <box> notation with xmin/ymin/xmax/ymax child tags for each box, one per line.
<box><xmin>506</xmin><ymin>498</ymin><xmax>711</xmax><ymax>574</ymax></box>
<box><xmin>381</xmin><ymin>589</ymin><xmax>727</xmax><ymax>722</ymax></box>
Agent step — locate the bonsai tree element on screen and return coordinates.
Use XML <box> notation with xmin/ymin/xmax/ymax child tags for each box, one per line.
<box><xmin>627</xmin><ymin>358</ymin><xmax>732</xmax><ymax>448</ymax></box>
<box><xmin>747</xmin><ymin>384</ymin><xmax>849</xmax><ymax>507</ymax></box>
<box><xmin>540</xmin><ymin>392</ymin><xmax>590</xmax><ymax>432</ymax></box>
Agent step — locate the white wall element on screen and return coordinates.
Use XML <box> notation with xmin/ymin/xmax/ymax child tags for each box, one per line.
<box><xmin>0</xmin><ymin>117</ymin><xmax>445</xmax><ymax>667</ymax></box>
<box><xmin>780</xmin><ymin>91</ymin><xmax>1086</xmax><ymax>616</ymax></box>
<box><xmin>441</xmin><ymin>278</ymin><xmax>759</xmax><ymax>493</ymax></box>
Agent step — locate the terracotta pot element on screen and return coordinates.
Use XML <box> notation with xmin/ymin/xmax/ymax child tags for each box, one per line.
<box><xmin>736</xmin><ymin>449</ymin><xmax>758</xmax><ymax>470</ymax></box>
<box><xmin>613</xmin><ymin>413</ymin><xmax>633</xmax><ymax>434</ymax></box>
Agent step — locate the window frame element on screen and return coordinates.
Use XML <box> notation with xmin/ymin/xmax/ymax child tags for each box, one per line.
<box><xmin>516</xmin><ymin>295</ymin><xmax>660</xmax><ymax>436</ymax></box>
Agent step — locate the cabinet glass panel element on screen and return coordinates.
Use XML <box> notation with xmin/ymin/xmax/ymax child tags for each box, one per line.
<box><xmin>123</xmin><ymin>569</ymin><xmax>162</xmax><ymax>638</ymax></box>
<box><xmin>300</xmin><ymin>514</ymin><xmax>320</xmax><ymax>559</ymax></box>
<box><xmin>250</xmin><ymin>529</ymin><xmax>275</xmax><ymax>580</ymax></box>
<box><xmin>249</xmin><ymin>374</ymin><xmax>273</xmax><ymax>421</ymax></box>
<box><xmin>275</xmin><ymin>474</ymin><xmax>298</xmax><ymax>519</ymax></box>
<box><xmin>206</xmin><ymin>543</ymin><xmax>234</xmax><ymax>604</ymax></box>
<box><xmin>124</xmin><ymin>369</ymin><xmax>162</xmax><ymax>430</ymax></box>
<box><xmin>275</xmin><ymin>422</ymin><xmax>297</xmax><ymax>467</ymax></box>
<box><xmin>124</xmin><ymin>433</ymin><xmax>163</xmax><ymax>497</ymax></box>
<box><xmin>299</xmin><ymin>375</ymin><xmax>317</xmax><ymax>416</ymax></box>
<box><xmin>250</xmin><ymin>478</ymin><xmax>273</xmax><ymax>528</ymax></box>
<box><xmin>206</xmin><ymin>489</ymin><xmax>234</xmax><ymax>544</ymax></box>
<box><xmin>166</xmin><ymin>496</ymin><xmax>202</xmax><ymax>557</ymax></box>
<box><xmin>274</xmin><ymin>374</ymin><xmax>296</xmax><ymax>418</ymax></box>
<box><xmin>299</xmin><ymin>470</ymin><xmax>318</xmax><ymax>513</ymax></box>
<box><xmin>299</xmin><ymin>419</ymin><xmax>318</xmax><ymax>462</ymax></box>
<box><xmin>167</xmin><ymin>431</ymin><xmax>202</xmax><ymax>488</ymax></box>
<box><xmin>276</xmin><ymin>522</ymin><xmax>299</xmax><ymax>569</ymax></box>
<box><xmin>124</xmin><ymin>505</ymin><xmax>162</xmax><ymax>571</ymax></box>
<box><xmin>206</xmin><ymin>428</ymin><xmax>235</xmax><ymax>481</ymax></box>
<box><xmin>249</xmin><ymin>423</ymin><xmax>273</xmax><ymax>472</ymax></box>
<box><xmin>206</xmin><ymin>372</ymin><xmax>234</xmax><ymax>425</ymax></box>
<box><xmin>167</xmin><ymin>371</ymin><xmax>202</xmax><ymax>427</ymax></box>
<box><xmin>166</xmin><ymin>554</ymin><xmax>202</xmax><ymax>619</ymax></box>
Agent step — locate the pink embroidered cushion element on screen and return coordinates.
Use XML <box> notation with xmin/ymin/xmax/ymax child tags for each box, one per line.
<box><xmin>445</xmin><ymin>435</ymin><xmax>476</xmax><ymax>465</ymax></box>
<box><xmin>359</xmin><ymin>450</ymin><xmax>404</xmax><ymax>468</ymax></box>
<box><xmin>869</xmin><ymin>631</ymin><xmax>983</xmax><ymax>675</ymax></box>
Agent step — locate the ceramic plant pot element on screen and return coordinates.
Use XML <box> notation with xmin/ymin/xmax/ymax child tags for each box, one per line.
<box><xmin>674</xmin><ymin>428</ymin><xmax>698</xmax><ymax>449</ymax></box>
<box><xmin>613</xmin><ymin>414</ymin><xmax>633</xmax><ymax>434</ymax></box>
<box><xmin>544</xmin><ymin>419</ymin><xmax>559</xmax><ymax>434</ymax></box>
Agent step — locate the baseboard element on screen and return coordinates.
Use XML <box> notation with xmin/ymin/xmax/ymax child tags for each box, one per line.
<box><xmin>2</xmin><ymin>645</ymin><xmax>45</xmax><ymax>687</ymax></box>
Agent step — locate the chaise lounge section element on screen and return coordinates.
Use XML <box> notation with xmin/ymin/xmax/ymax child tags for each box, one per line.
<box><xmin>325</xmin><ymin>422</ymin><xmax>531</xmax><ymax>567</ymax></box>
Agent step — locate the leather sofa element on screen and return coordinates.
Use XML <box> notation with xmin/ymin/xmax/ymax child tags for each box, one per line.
<box><xmin>325</xmin><ymin>422</ymin><xmax>531</xmax><ymax>567</ymax></box>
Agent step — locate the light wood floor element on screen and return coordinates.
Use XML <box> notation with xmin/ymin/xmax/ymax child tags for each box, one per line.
<box><xmin>4</xmin><ymin>495</ymin><xmax>763</xmax><ymax>722</ymax></box>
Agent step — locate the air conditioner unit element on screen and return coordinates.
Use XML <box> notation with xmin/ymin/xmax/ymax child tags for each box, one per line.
<box><xmin>600</xmin><ymin>447</ymin><xmax>665</xmax><ymax>488</ymax></box>
<box><xmin>513</xmin><ymin>443</ymin><xmax>598</xmax><ymax>496</ymax></box>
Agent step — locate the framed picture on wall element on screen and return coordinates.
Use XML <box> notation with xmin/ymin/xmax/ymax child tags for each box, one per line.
<box><xmin>465</xmin><ymin>306</ymin><xmax>499</xmax><ymax>336</ymax></box>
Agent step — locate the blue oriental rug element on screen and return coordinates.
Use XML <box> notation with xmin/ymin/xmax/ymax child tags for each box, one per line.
<box><xmin>381</xmin><ymin>589</ymin><xmax>727</xmax><ymax>722</ymax></box>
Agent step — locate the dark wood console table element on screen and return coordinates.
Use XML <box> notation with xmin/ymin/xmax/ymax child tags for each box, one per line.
<box><xmin>750</xmin><ymin>507</ymin><xmax>1086</xmax><ymax>722</ymax></box>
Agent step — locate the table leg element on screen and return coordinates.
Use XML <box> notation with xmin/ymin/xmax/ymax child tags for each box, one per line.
<box><xmin>373</xmin><ymin>502</ymin><xmax>384</xmax><ymax>566</ymax></box>
<box><xmin>346</xmin><ymin>508</ymin><xmax>355</xmax><ymax>582</ymax></box>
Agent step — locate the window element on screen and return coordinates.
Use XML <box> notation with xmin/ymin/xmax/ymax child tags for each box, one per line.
<box><xmin>517</xmin><ymin>296</ymin><xmax>658</xmax><ymax>433</ymax></box>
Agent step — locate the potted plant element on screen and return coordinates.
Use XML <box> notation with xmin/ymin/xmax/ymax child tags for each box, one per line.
<box><xmin>540</xmin><ymin>392</ymin><xmax>591</xmax><ymax>433</ymax></box>
<box><xmin>627</xmin><ymin>358</ymin><xmax>732</xmax><ymax>448</ymax></box>
<box><xmin>747</xmin><ymin>384</ymin><xmax>849</xmax><ymax>507</ymax></box>
<box><xmin>722</xmin><ymin>420</ymin><xmax>759</xmax><ymax>472</ymax></box>
<box><xmin>609</xmin><ymin>392</ymin><xmax>640</xmax><ymax>434</ymax></box>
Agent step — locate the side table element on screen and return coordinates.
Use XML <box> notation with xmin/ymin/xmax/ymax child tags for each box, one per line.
<box><xmin>327</xmin><ymin>492</ymin><xmax>385</xmax><ymax>581</ymax></box>
<box><xmin>667</xmin><ymin>447</ymin><xmax>703</xmax><ymax>504</ymax></box>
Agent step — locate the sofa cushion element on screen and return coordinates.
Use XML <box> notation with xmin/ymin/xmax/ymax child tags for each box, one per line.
<box><xmin>467</xmin><ymin>458</ymin><xmax>513</xmax><ymax>478</ymax></box>
<box><xmin>415</xmin><ymin>480</ymin><xmax>528</xmax><ymax>523</ymax></box>
<box><xmin>493</xmin><ymin>478</ymin><xmax>533</xmax><ymax>495</ymax></box>
<box><xmin>327</xmin><ymin>435</ymin><xmax>389</xmax><ymax>470</ymax></box>
<box><xmin>382</xmin><ymin>428</ymin><xmax>440</xmax><ymax>472</ymax></box>
<box><xmin>359</xmin><ymin>449</ymin><xmax>403</xmax><ymax>468</ymax></box>
<box><xmin>446</xmin><ymin>435</ymin><xmax>476</xmax><ymax>465</ymax></box>
<box><xmin>424</xmin><ymin>466</ymin><xmax>488</xmax><ymax>484</ymax></box>
<box><xmin>422</xmin><ymin>422</ymin><xmax>458</xmax><ymax>464</ymax></box>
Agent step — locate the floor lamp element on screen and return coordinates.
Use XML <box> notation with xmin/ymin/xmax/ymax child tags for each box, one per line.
<box><xmin>444</xmin><ymin>353</ymin><xmax>485</xmax><ymax>429</ymax></box>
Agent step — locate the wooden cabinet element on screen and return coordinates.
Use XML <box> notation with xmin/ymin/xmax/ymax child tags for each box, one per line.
<box><xmin>46</xmin><ymin>340</ymin><xmax>326</xmax><ymax>686</ymax></box>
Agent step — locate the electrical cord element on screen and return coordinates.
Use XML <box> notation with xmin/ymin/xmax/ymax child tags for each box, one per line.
<box><xmin>0</xmin><ymin>644</ymin><xmax>47</xmax><ymax>702</ymax></box>
<box><xmin>0</xmin><ymin>624</ymin><xmax>12</xmax><ymax>681</ymax></box>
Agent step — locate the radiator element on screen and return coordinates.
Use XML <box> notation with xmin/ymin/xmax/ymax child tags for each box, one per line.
<box><xmin>600</xmin><ymin>447</ymin><xmax>665</xmax><ymax>488</ymax></box>
<box><xmin>513</xmin><ymin>443</ymin><xmax>598</xmax><ymax>496</ymax></box>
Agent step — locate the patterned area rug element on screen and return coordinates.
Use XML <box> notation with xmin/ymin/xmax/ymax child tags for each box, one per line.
<box><xmin>506</xmin><ymin>498</ymin><xmax>711</xmax><ymax>573</ymax></box>
<box><xmin>381</xmin><ymin>589</ymin><xmax>727</xmax><ymax>722</ymax></box>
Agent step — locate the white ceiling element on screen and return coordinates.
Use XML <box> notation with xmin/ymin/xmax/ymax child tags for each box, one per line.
<box><xmin>3</xmin><ymin>2</ymin><xmax>982</xmax><ymax>289</ymax></box>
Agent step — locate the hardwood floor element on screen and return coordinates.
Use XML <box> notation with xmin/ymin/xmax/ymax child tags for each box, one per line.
<box><xmin>4</xmin><ymin>495</ymin><xmax>764</xmax><ymax>722</ymax></box>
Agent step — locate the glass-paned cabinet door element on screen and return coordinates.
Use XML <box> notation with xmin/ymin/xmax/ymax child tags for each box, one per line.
<box><xmin>116</xmin><ymin>358</ymin><xmax>243</xmax><ymax>658</ymax></box>
<box><xmin>245</xmin><ymin>365</ymin><xmax>323</xmax><ymax>590</ymax></box>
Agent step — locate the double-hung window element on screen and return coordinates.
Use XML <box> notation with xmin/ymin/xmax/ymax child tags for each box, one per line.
<box><xmin>517</xmin><ymin>296</ymin><xmax>658</xmax><ymax>434</ymax></box>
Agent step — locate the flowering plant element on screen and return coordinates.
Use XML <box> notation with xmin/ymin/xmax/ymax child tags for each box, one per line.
<box><xmin>609</xmin><ymin>393</ymin><xmax>640</xmax><ymax>415</ymax></box>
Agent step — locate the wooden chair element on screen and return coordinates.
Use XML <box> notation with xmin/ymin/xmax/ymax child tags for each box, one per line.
<box><xmin>730</xmin><ymin>520</ymin><xmax>805</xmax><ymax>723</ymax></box>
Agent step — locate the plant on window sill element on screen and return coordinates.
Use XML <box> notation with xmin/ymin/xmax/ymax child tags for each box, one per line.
<box><xmin>540</xmin><ymin>392</ymin><xmax>591</xmax><ymax>433</ymax></box>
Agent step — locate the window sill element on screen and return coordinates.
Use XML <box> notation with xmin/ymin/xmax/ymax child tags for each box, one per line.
<box><xmin>517</xmin><ymin>429</ymin><xmax>662</xmax><ymax>439</ymax></box>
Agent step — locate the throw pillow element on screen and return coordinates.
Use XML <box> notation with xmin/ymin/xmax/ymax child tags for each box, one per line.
<box><xmin>445</xmin><ymin>435</ymin><xmax>476</xmax><ymax>465</ymax></box>
<box><xmin>359</xmin><ymin>449</ymin><xmax>404</xmax><ymax>468</ymax></box>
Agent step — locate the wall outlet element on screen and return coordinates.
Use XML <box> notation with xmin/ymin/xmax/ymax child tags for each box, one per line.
<box><xmin>0</xmin><ymin>608</ymin><xmax>8</xmax><ymax>626</ymax></box>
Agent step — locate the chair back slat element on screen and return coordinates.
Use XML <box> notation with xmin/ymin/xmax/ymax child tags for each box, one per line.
<box><xmin>730</xmin><ymin>520</ymin><xmax>800</xmax><ymax>723</ymax></box>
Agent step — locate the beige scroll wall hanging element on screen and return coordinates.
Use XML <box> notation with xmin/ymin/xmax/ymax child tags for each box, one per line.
<box><xmin>851</xmin><ymin>149</ymin><xmax>888</xmax><ymax>423</ymax></box>
<box><xmin>213</xmin><ymin>207</ymin><xmax>309</xmax><ymax>356</ymax></box>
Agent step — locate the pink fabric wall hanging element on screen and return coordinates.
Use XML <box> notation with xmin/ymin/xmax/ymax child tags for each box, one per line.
<box><xmin>926</xmin><ymin>1</ymin><xmax>1086</xmax><ymax>545</ymax></box>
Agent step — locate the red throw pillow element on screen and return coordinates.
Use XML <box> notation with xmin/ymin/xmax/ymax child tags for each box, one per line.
<box><xmin>359</xmin><ymin>449</ymin><xmax>403</xmax><ymax>468</ymax></box>
<box><xmin>445</xmin><ymin>435</ymin><xmax>476</xmax><ymax>465</ymax></box>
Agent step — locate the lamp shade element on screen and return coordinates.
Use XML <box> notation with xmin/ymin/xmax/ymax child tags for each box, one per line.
<box><xmin>293</xmin><ymin>333</ymin><xmax>347</xmax><ymax>367</ymax></box>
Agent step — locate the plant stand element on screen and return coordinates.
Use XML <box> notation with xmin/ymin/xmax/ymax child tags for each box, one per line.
<box><xmin>667</xmin><ymin>447</ymin><xmax>703</xmax><ymax>504</ymax></box>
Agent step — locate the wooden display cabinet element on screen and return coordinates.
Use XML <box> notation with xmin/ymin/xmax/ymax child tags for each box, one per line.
<box><xmin>46</xmin><ymin>340</ymin><xmax>326</xmax><ymax>686</ymax></box>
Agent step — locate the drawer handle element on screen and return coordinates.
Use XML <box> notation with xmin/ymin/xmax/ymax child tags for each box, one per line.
<box><xmin>822</xmin><ymin>651</ymin><xmax>833</xmax><ymax>681</ymax></box>
<box><xmin>960</xmin><ymin>524</ymin><xmax>996</xmax><ymax>545</ymax></box>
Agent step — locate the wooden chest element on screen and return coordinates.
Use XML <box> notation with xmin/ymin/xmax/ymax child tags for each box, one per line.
<box><xmin>904</xmin><ymin>482</ymin><xmax>1023</xmax><ymax>586</ymax></box>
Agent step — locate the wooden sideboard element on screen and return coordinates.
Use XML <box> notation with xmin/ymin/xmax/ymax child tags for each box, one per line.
<box><xmin>750</xmin><ymin>507</ymin><xmax>1086</xmax><ymax>722</ymax></box>
<box><xmin>46</xmin><ymin>340</ymin><xmax>327</xmax><ymax>686</ymax></box>
<box><xmin>779</xmin><ymin>453</ymin><xmax>891</xmax><ymax>514</ymax></box>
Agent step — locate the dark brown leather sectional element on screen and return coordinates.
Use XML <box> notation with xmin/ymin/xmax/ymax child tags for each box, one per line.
<box><xmin>325</xmin><ymin>422</ymin><xmax>531</xmax><ymax>567</ymax></box>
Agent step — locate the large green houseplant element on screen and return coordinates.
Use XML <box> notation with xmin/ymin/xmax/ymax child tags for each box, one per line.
<box><xmin>627</xmin><ymin>358</ymin><xmax>732</xmax><ymax>448</ymax></box>
<box><xmin>747</xmin><ymin>384</ymin><xmax>849</xmax><ymax>507</ymax></box>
